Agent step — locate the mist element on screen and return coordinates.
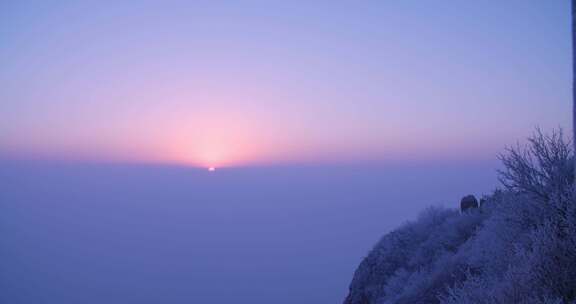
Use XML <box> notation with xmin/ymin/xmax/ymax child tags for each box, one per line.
<box><xmin>0</xmin><ymin>160</ymin><xmax>498</xmax><ymax>303</ymax></box>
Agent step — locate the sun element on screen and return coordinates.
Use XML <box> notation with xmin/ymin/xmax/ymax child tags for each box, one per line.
<box><xmin>208</xmin><ymin>167</ymin><xmax>216</xmax><ymax>172</ymax></box>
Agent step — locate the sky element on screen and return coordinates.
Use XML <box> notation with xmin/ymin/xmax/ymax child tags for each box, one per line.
<box><xmin>0</xmin><ymin>0</ymin><xmax>571</xmax><ymax>168</ymax></box>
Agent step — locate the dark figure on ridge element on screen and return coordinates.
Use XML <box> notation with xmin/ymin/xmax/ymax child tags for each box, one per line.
<box><xmin>460</xmin><ymin>195</ymin><xmax>478</xmax><ymax>212</ymax></box>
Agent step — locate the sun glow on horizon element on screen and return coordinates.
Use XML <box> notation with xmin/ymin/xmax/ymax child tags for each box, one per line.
<box><xmin>148</xmin><ymin>108</ymin><xmax>283</xmax><ymax>168</ymax></box>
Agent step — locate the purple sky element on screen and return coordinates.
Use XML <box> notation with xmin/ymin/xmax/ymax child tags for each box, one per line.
<box><xmin>0</xmin><ymin>0</ymin><xmax>571</xmax><ymax>167</ymax></box>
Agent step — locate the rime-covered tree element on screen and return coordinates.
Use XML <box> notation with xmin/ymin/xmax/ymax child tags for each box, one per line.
<box><xmin>344</xmin><ymin>129</ymin><xmax>576</xmax><ymax>304</ymax></box>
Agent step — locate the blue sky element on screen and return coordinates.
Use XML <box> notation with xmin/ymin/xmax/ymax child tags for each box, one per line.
<box><xmin>0</xmin><ymin>0</ymin><xmax>571</xmax><ymax>166</ymax></box>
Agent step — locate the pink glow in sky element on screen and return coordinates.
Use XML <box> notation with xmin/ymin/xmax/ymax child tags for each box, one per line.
<box><xmin>0</xmin><ymin>1</ymin><xmax>571</xmax><ymax>167</ymax></box>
